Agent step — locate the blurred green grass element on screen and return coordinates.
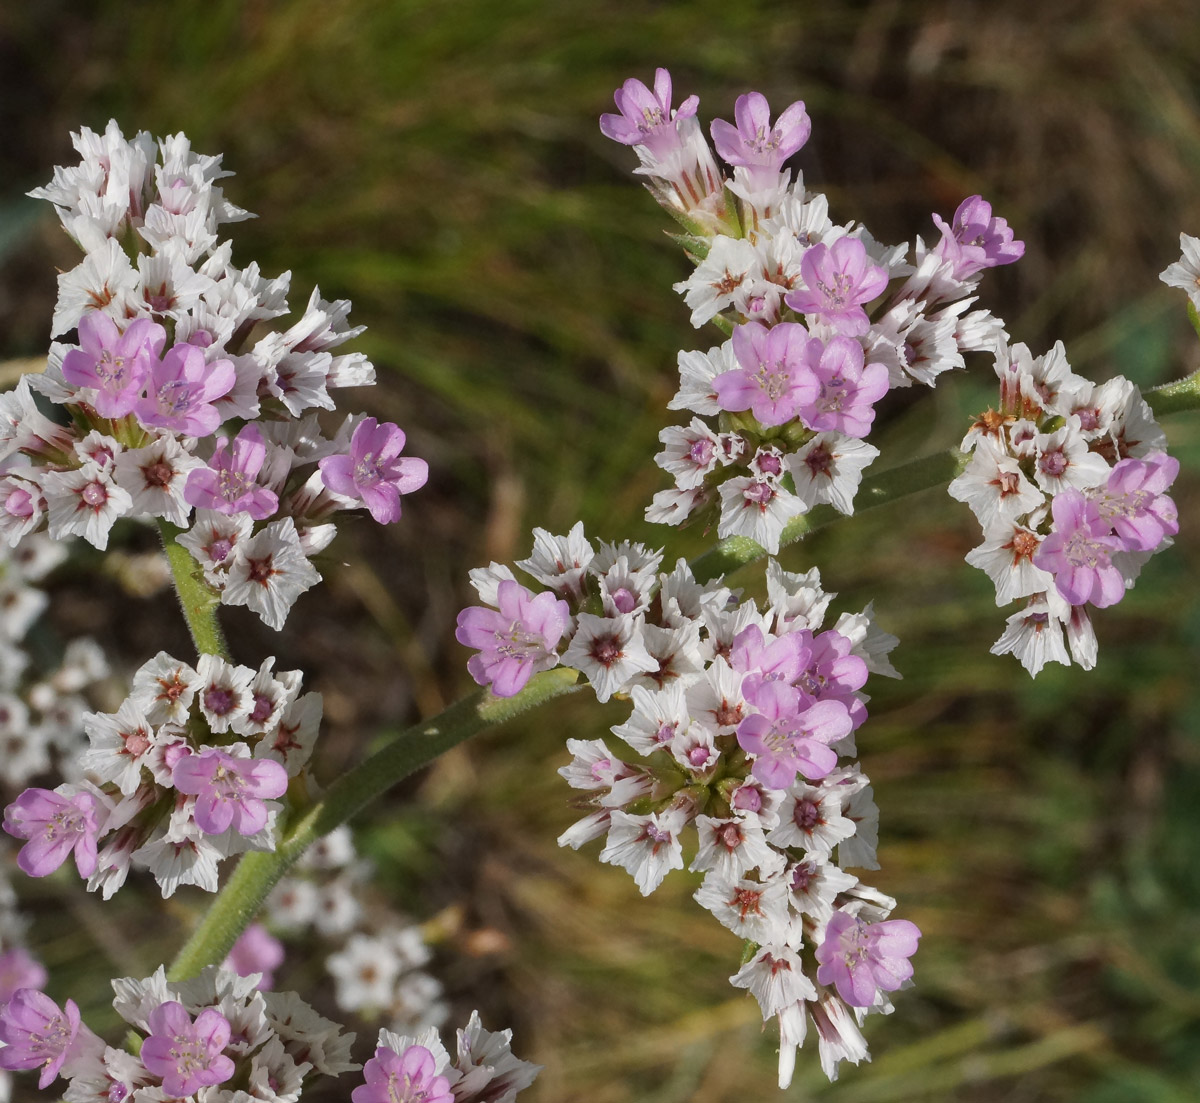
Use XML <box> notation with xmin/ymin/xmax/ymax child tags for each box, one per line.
<box><xmin>2</xmin><ymin>1</ymin><xmax>1200</xmax><ymax>1100</ymax></box>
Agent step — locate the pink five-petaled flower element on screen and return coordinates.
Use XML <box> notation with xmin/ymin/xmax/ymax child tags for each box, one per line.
<box><xmin>1091</xmin><ymin>452</ymin><xmax>1179</xmax><ymax>552</ymax></box>
<box><xmin>61</xmin><ymin>312</ymin><xmax>165</xmax><ymax>418</ymax></box>
<box><xmin>184</xmin><ymin>423</ymin><xmax>278</xmax><ymax>520</ymax></box>
<box><xmin>785</xmin><ymin>237</ymin><xmax>889</xmax><ymax>336</ymax></box>
<box><xmin>815</xmin><ymin>910</ymin><xmax>921</xmax><ymax>1007</ymax></box>
<box><xmin>352</xmin><ymin>1043</ymin><xmax>453</xmax><ymax>1103</ymax></box>
<box><xmin>712</xmin><ymin>322</ymin><xmax>816</xmax><ymax>427</ymax></box>
<box><xmin>0</xmin><ymin>989</ymin><xmax>88</xmax><ymax>1088</ymax></box>
<box><xmin>171</xmin><ymin>747</ymin><xmax>288</xmax><ymax>836</ymax></box>
<box><xmin>224</xmin><ymin>923</ymin><xmax>286</xmax><ymax>990</ymax></box>
<box><xmin>599</xmin><ymin>67</ymin><xmax>699</xmax><ymax>160</ymax></box>
<box><xmin>140</xmin><ymin>1001</ymin><xmax>235</xmax><ymax>1098</ymax></box>
<box><xmin>318</xmin><ymin>417</ymin><xmax>429</xmax><ymax>524</ymax></box>
<box><xmin>799</xmin><ymin>335</ymin><xmax>890</xmax><ymax>438</ymax></box>
<box><xmin>456</xmin><ymin>579</ymin><xmax>571</xmax><ymax>698</ymax></box>
<box><xmin>1032</xmin><ymin>489</ymin><xmax>1126</xmax><ymax>608</ymax></box>
<box><xmin>932</xmin><ymin>195</ymin><xmax>1025</xmax><ymax>280</ymax></box>
<box><xmin>735</xmin><ymin>682</ymin><xmax>852</xmax><ymax>790</ymax></box>
<box><xmin>2</xmin><ymin>787</ymin><xmax>99</xmax><ymax>879</ymax></box>
<box><xmin>0</xmin><ymin>948</ymin><xmax>47</xmax><ymax>1006</ymax></box>
<box><xmin>709</xmin><ymin>91</ymin><xmax>811</xmax><ymax>189</ymax></box>
<box><xmin>133</xmin><ymin>340</ymin><xmax>236</xmax><ymax>436</ymax></box>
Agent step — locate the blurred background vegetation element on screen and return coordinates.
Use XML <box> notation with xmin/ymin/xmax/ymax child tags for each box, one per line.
<box><xmin>2</xmin><ymin>1</ymin><xmax>1200</xmax><ymax>1100</ymax></box>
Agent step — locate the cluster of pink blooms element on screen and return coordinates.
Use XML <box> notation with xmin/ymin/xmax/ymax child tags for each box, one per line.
<box><xmin>0</xmin><ymin>963</ymin><xmax>357</xmax><ymax>1100</ymax></box>
<box><xmin>0</xmin><ymin>121</ymin><xmax>427</xmax><ymax>630</ymax></box>
<box><xmin>2</xmin><ymin>649</ymin><xmax>321</xmax><ymax>898</ymax></box>
<box><xmin>457</xmin><ymin>524</ymin><xmax>919</xmax><ymax>1083</ymax></box>
<box><xmin>352</xmin><ymin>1014</ymin><xmax>541</xmax><ymax>1103</ymax></box>
<box><xmin>599</xmin><ymin>70</ymin><xmax>1023</xmax><ymax>553</ymax></box>
<box><xmin>948</xmin><ymin>341</ymin><xmax>1178</xmax><ymax>674</ymax></box>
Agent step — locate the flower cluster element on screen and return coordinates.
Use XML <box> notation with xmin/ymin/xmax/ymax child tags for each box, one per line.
<box><xmin>2</xmin><ymin>649</ymin><xmax>321</xmax><ymax>898</ymax></box>
<box><xmin>1</xmin><ymin>121</ymin><xmax>427</xmax><ymax>630</ymax></box>
<box><xmin>264</xmin><ymin>825</ymin><xmax>447</xmax><ymax>1030</ymax></box>
<box><xmin>353</xmin><ymin>1012</ymin><xmax>540</xmax><ymax>1103</ymax></box>
<box><xmin>458</xmin><ymin>523</ymin><xmax>919</xmax><ymax>1083</ymax></box>
<box><xmin>600</xmin><ymin>70</ymin><xmax>1023</xmax><ymax>553</ymax></box>
<box><xmin>0</xmin><ymin>964</ymin><xmax>356</xmax><ymax>1100</ymax></box>
<box><xmin>949</xmin><ymin>341</ymin><xmax>1178</xmax><ymax>674</ymax></box>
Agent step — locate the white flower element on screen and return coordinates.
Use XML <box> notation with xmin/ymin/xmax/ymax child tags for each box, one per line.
<box><xmin>990</xmin><ymin>595</ymin><xmax>1071</xmax><ymax>677</ymax></box>
<box><xmin>691</xmin><ymin>814</ymin><xmax>775</xmax><ymax>880</ymax></box>
<box><xmin>327</xmin><ymin>933</ymin><xmax>402</xmax><ymax>1012</ymax></box>
<box><xmin>673</xmin><ymin>235</ymin><xmax>760</xmax><ymax>327</ymax></box>
<box><xmin>1159</xmin><ymin>231</ymin><xmax>1200</xmax><ymax>310</ymax></box>
<box><xmin>560</xmin><ymin>612</ymin><xmax>658</xmax><ymax>703</ymax></box>
<box><xmin>694</xmin><ymin>870</ymin><xmax>790</xmax><ymax>942</ymax></box>
<box><xmin>178</xmin><ymin>509</ymin><xmax>255</xmax><ymax>583</ymax></box>
<box><xmin>113</xmin><ymin>434</ymin><xmax>204</xmax><ymax>527</ymax></box>
<box><xmin>222</xmin><ymin>517</ymin><xmax>321</xmax><ymax>631</ymax></box>
<box><xmin>79</xmin><ymin>700</ymin><xmax>157</xmax><ymax>795</ymax></box>
<box><xmin>717</xmin><ymin>476</ymin><xmax>804</xmax><ymax>555</ymax></box>
<box><xmin>129</xmin><ymin>651</ymin><xmax>200</xmax><ymax>725</ymax></box>
<box><xmin>39</xmin><ymin>460</ymin><xmax>133</xmax><ymax>550</ymax></box>
<box><xmin>787</xmin><ymin>433</ymin><xmax>879</xmax><ymax>515</ymax></box>
<box><xmin>669</xmin><ymin>341</ymin><xmax>736</xmax><ymax>416</ymax></box>
<box><xmin>515</xmin><ymin>521</ymin><xmax>594</xmax><ymax>601</ymax></box>
<box><xmin>729</xmin><ymin>944</ymin><xmax>816</xmax><ymax>1020</ymax></box>
<box><xmin>195</xmin><ymin>654</ymin><xmax>255</xmax><ymax>734</ymax></box>
<box><xmin>598</xmin><ymin>810</ymin><xmax>686</xmax><ymax>896</ymax></box>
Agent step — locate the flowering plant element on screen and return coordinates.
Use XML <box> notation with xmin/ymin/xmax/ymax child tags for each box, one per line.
<box><xmin>0</xmin><ymin>66</ymin><xmax>1197</xmax><ymax>1102</ymax></box>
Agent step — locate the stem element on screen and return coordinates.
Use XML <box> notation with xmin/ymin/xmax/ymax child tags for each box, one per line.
<box><xmin>1145</xmin><ymin>368</ymin><xmax>1200</xmax><ymax>417</ymax></box>
<box><xmin>166</xmin><ymin>372</ymin><xmax>1200</xmax><ymax>979</ymax></box>
<box><xmin>157</xmin><ymin>520</ymin><xmax>230</xmax><ymax>660</ymax></box>
<box><xmin>167</xmin><ymin>666</ymin><xmax>581</xmax><ymax>980</ymax></box>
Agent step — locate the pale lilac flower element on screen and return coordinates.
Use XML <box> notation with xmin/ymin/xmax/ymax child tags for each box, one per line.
<box><xmin>712</xmin><ymin>322</ymin><xmax>816</xmax><ymax>427</ymax></box>
<box><xmin>799</xmin><ymin>335</ymin><xmax>890</xmax><ymax>438</ymax></box>
<box><xmin>815</xmin><ymin>910</ymin><xmax>921</xmax><ymax>1007</ymax></box>
<box><xmin>224</xmin><ymin>923</ymin><xmax>285</xmax><ymax>990</ymax></box>
<box><xmin>352</xmin><ymin>1042</ymin><xmax>452</xmax><ymax>1103</ymax></box>
<box><xmin>932</xmin><ymin>195</ymin><xmax>1024</xmax><ymax>280</ymax></box>
<box><xmin>456</xmin><ymin>579</ymin><xmax>570</xmax><ymax>697</ymax></box>
<box><xmin>710</xmin><ymin>92</ymin><xmax>811</xmax><ymax>188</ymax></box>
<box><xmin>60</xmin><ymin>312</ymin><xmax>164</xmax><ymax>417</ymax></box>
<box><xmin>600</xmin><ymin>68</ymin><xmax>699</xmax><ymax>160</ymax></box>
<box><xmin>171</xmin><ymin>747</ymin><xmax>288</xmax><ymax>835</ymax></box>
<box><xmin>0</xmin><ymin>989</ymin><xmax>86</xmax><ymax>1088</ymax></box>
<box><xmin>318</xmin><ymin>417</ymin><xmax>428</xmax><ymax>524</ymax></box>
<box><xmin>0</xmin><ymin>949</ymin><xmax>47</xmax><ymax>1006</ymax></box>
<box><xmin>3</xmin><ymin>786</ymin><xmax>99</xmax><ymax>878</ymax></box>
<box><xmin>133</xmin><ymin>340</ymin><xmax>236</xmax><ymax>435</ymax></box>
<box><xmin>140</xmin><ymin>1001</ymin><xmax>235</xmax><ymax>1097</ymax></box>
<box><xmin>736</xmin><ymin>684</ymin><xmax>850</xmax><ymax>790</ymax></box>
<box><xmin>184</xmin><ymin>423</ymin><xmax>278</xmax><ymax>519</ymax></box>
<box><xmin>785</xmin><ymin>237</ymin><xmax>888</xmax><ymax>336</ymax></box>
<box><xmin>1091</xmin><ymin>452</ymin><xmax>1179</xmax><ymax>551</ymax></box>
<box><xmin>1033</xmin><ymin>490</ymin><xmax>1126</xmax><ymax>608</ymax></box>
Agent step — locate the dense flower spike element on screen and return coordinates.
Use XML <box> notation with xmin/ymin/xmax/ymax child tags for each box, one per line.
<box><xmin>3</xmin><ymin>121</ymin><xmax>428</xmax><ymax>629</ymax></box>
<box><xmin>949</xmin><ymin>339</ymin><xmax>1177</xmax><ymax>673</ymax></box>
<box><xmin>600</xmin><ymin>73</ymin><xmax>1020</xmax><ymax>554</ymax></box>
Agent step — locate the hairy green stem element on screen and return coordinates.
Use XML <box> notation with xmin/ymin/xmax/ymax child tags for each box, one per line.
<box><xmin>166</xmin><ymin>368</ymin><xmax>1200</xmax><ymax>979</ymax></box>
<box><xmin>158</xmin><ymin>519</ymin><xmax>230</xmax><ymax>660</ymax></box>
<box><xmin>168</xmin><ymin>666</ymin><xmax>581</xmax><ymax>980</ymax></box>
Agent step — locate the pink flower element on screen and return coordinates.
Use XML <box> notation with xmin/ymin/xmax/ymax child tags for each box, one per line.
<box><xmin>318</xmin><ymin>417</ymin><xmax>429</xmax><ymax>524</ymax></box>
<box><xmin>712</xmin><ymin>322</ymin><xmax>816</xmax><ymax>427</ymax></box>
<box><xmin>352</xmin><ymin>1043</ymin><xmax>453</xmax><ymax>1103</ymax></box>
<box><xmin>735</xmin><ymin>683</ymin><xmax>850</xmax><ymax>790</ymax></box>
<box><xmin>184</xmin><ymin>424</ymin><xmax>279</xmax><ymax>519</ymax></box>
<box><xmin>1033</xmin><ymin>489</ymin><xmax>1126</xmax><ymax>608</ymax></box>
<box><xmin>1092</xmin><ymin>452</ymin><xmax>1179</xmax><ymax>552</ymax></box>
<box><xmin>0</xmin><ymin>989</ymin><xmax>85</xmax><ymax>1089</ymax></box>
<box><xmin>0</xmin><ymin>949</ymin><xmax>47</xmax><ymax>1007</ymax></box>
<box><xmin>932</xmin><ymin>195</ymin><xmax>1024</xmax><ymax>280</ymax></box>
<box><xmin>599</xmin><ymin>68</ymin><xmax>699</xmax><ymax>160</ymax></box>
<box><xmin>61</xmin><ymin>312</ymin><xmax>164</xmax><ymax>418</ymax></box>
<box><xmin>710</xmin><ymin>91</ymin><xmax>810</xmax><ymax>188</ymax></box>
<box><xmin>456</xmin><ymin>579</ymin><xmax>570</xmax><ymax>697</ymax></box>
<box><xmin>133</xmin><ymin>341</ymin><xmax>236</xmax><ymax>436</ymax></box>
<box><xmin>798</xmin><ymin>336</ymin><xmax>889</xmax><ymax>438</ymax></box>
<box><xmin>140</xmin><ymin>1001</ymin><xmax>235</xmax><ymax>1097</ymax></box>
<box><xmin>815</xmin><ymin>910</ymin><xmax>921</xmax><ymax>1007</ymax></box>
<box><xmin>224</xmin><ymin>923</ymin><xmax>285</xmax><ymax>990</ymax></box>
<box><xmin>2</xmin><ymin>787</ymin><xmax>100</xmax><ymax>879</ymax></box>
<box><xmin>171</xmin><ymin>747</ymin><xmax>288</xmax><ymax>835</ymax></box>
<box><xmin>785</xmin><ymin>238</ymin><xmax>889</xmax><ymax>336</ymax></box>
